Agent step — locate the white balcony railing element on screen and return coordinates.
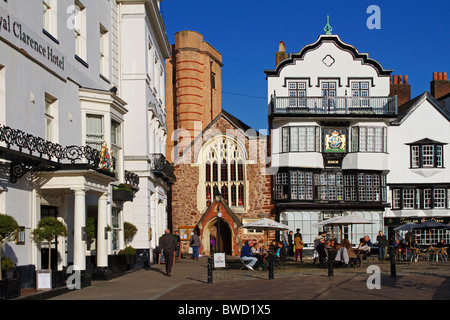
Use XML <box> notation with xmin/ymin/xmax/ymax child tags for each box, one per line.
<box><xmin>269</xmin><ymin>96</ymin><xmax>397</xmax><ymax>116</ymax></box>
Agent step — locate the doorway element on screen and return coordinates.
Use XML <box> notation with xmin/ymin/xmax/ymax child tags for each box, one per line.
<box><xmin>213</xmin><ymin>218</ymin><xmax>232</xmax><ymax>255</ymax></box>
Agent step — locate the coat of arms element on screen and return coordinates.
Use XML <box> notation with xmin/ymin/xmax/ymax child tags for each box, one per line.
<box><xmin>98</xmin><ymin>142</ymin><xmax>114</xmax><ymax>173</ymax></box>
<box><xmin>324</xmin><ymin>129</ymin><xmax>346</xmax><ymax>152</ymax></box>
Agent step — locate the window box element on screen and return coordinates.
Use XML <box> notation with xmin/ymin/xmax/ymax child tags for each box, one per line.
<box><xmin>112</xmin><ymin>188</ymin><xmax>133</xmax><ymax>203</ymax></box>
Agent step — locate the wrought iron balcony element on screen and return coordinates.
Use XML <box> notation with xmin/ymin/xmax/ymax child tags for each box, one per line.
<box><xmin>124</xmin><ymin>170</ymin><xmax>140</xmax><ymax>189</ymax></box>
<box><xmin>0</xmin><ymin>124</ymin><xmax>116</xmax><ymax>183</ymax></box>
<box><xmin>149</xmin><ymin>153</ymin><xmax>176</xmax><ymax>184</ymax></box>
<box><xmin>269</xmin><ymin>96</ymin><xmax>397</xmax><ymax>117</ymax></box>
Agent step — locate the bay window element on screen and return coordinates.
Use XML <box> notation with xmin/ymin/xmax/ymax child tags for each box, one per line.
<box><xmin>351</xmin><ymin>126</ymin><xmax>387</xmax><ymax>152</ymax></box>
<box><xmin>282</xmin><ymin>126</ymin><xmax>321</xmax><ymax>152</ymax></box>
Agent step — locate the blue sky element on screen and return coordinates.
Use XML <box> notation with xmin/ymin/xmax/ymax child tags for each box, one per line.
<box><xmin>161</xmin><ymin>0</ymin><xmax>450</xmax><ymax>131</ymax></box>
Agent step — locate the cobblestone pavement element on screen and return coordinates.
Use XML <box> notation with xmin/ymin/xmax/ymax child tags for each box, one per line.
<box><xmin>47</xmin><ymin>255</ymin><xmax>450</xmax><ymax>301</ymax></box>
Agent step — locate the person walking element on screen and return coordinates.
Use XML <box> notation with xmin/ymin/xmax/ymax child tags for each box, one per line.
<box><xmin>159</xmin><ymin>229</ymin><xmax>178</xmax><ymax>276</ymax></box>
<box><xmin>190</xmin><ymin>231</ymin><xmax>201</xmax><ymax>260</ymax></box>
<box><xmin>294</xmin><ymin>233</ymin><xmax>305</xmax><ymax>262</ymax></box>
<box><xmin>376</xmin><ymin>230</ymin><xmax>388</xmax><ymax>262</ymax></box>
<box><xmin>288</xmin><ymin>230</ymin><xmax>294</xmax><ymax>257</ymax></box>
<box><xmin>281</xmin><ymin>230</ymin><xmax>289</xmax><ymax>249</ymax></box>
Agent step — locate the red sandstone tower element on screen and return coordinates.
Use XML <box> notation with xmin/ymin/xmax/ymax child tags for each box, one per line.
<box><xmin>165</xmin><ymin>31</ymin><xmax>223</xmax><ymax>162</ymax></box>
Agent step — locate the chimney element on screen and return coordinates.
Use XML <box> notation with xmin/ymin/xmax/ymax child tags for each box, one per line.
<box><xmin>430</xmin><ymin>71</ymin><xmax>450</xmax><ymax>99</ymax></box>
<box><xmin>389</xmin><ymin>74</ymin><xmax>411</xmax><ymax>106</ymax></box>
<box><xmin>275</xmin><ymin>41</ymin><xmax>288</xmax><ymax>67</ymax></box>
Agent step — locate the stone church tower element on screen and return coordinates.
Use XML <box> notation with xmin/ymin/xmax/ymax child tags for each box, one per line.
<box><xmin>165</xmin><ymin>31</ymin><xmax>274</xmax><ymax>256</ymax></box>
<box><xmin>165</xmin><ymin>31</ymin><xmax>223</xmax><ymax>163</ymax></box>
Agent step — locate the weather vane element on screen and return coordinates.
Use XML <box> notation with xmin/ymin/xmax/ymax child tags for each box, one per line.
<box><xmin>324</xmin><ymin>15</ymin><xmax>333</xmax><ymax>35</ymax></box>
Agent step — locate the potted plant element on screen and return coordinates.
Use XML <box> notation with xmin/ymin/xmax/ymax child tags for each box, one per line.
<box><xmin>31</xmin><ymin>217</ymin><xmax>68</xmax><ymax>290</ymax></box>
<box><xmin>118</xmin><ymin>246</ymin><xmax>136</xmax><ymax>270</ymax></box>
<box><xmin>85</xmin><ymin>217</ymin><xmax>97</xmax><ymax>251</ymax></box>
<box><xmin>0</xmin><ymin>213</ymin><xmax>20</xmax><ymax>299</ymax></box>
<box><xmin>112</xmin><ymin>184</ymin><xmax>134</xmax><ymax>202</ymax></box>
<box><xmin>124</xmin><ymin>221</ymin><xmax>137</xmax><ymax>245</ymax></box>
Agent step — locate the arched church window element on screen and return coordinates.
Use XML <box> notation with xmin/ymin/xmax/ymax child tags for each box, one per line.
<box><xmin>202</xmin><ymin>136</ymin><xmax>246</xmax><ymax>209</ymax></box>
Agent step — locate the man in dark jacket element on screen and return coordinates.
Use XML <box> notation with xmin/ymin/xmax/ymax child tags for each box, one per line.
<box><xmin>376</xmin><ymin>230</ymin><xmax>388</xmax><ymax>262</ymax></box>
<box><xmin>159</xmin><ymin>229</ymin><xmax>178</xmax><ymax>276</ymax></box>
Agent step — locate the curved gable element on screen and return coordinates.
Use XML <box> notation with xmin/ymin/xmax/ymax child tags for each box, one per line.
<box><xmin>264</xmin><ymin>35</ymin><xmax>392</xmax><ymax>78</ymax></box>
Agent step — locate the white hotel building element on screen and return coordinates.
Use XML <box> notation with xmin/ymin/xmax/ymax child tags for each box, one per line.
<box><xmin>265</xmin><ymin>25</ymin><xmax>450</xmax><ymax>246</ymax></box>
<box><xmin>0</xmin><ymin>0</ymin><xmax>170</xmax><ymax>291</ymax></box>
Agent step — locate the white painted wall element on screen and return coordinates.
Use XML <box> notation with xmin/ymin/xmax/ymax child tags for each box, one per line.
<box><xmin>0</xmin><ymin>0</ymin><xmax>127</xmax><ymax>270</ymax></box>
<box><xmin>119</xmin><ymin>1</ymin><xmax>171</xmax><ymax>257</ymax></box>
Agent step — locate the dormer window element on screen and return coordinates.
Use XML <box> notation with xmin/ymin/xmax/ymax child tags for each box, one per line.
<box><xmin>407</xmin><ymin>138</ymin><xmax>446</xmax><ymax>168</ymax></box>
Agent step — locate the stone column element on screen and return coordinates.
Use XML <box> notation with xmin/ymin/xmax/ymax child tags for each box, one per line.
<box><xmin>73</xmin><ymin>189</ymin><xmax>86</xmax><ymax>271</ymax></box>
<box><xmin>96</xmin><ymin>193</ymin><xmax>109</xmax><ymax>268</ymax></box>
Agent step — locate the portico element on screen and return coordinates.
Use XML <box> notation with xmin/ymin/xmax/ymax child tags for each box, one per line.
<box><xmin>35</xmin><ymin>169</ymin><xmax>115</xmax><ymax>280</ymax></box>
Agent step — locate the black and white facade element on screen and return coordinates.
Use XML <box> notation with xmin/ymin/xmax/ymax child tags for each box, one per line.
<box><xmin>265</xmin><ymin>33</ymin><xmax>396</xmax><ymax>245</ymax></box>
<box><xmin>386</xmin><ymin>92</ymin><xmax>450</xmax><ymax>243</ymax></box>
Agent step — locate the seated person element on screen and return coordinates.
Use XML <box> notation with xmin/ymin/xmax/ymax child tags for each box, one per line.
<box><xmin>274</xmin><ymin>241</ymin><xmax>287</xmax><ymax>262</ymax></box>
<box><xmin>251</xmin><ymin>243</ymin><xmax>265</xmax><ymax>268</ymax></box>
<box><xmin>269</xmin><ymin>240</ymin><xmax>277</xmax><ymax>252</ymax></box>
<box><xmin>436</xmin><ymin>238</ymin><xmax>446</xmax><ymax>248</ymax></box>
<box><xmin>341</xmin><ymin>238</ymin><xmax>357</xmax><ymax>266</ymax></box>
<box><xmin>240</xmin><ymin>240</ymin><xmax>258</xmax><ymax>270</ymax></box>
<box><xmin>357</xmin><ymin>238</ymin><xmax>371</xmax><ymax>266</ymax></box>
<box><xmin>334</xmin><ymin>246</ymin><xmax>349</xmax><ymax>267</ymax></box>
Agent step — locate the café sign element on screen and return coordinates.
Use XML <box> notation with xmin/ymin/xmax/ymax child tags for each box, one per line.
<box><xmin>0</xmin><ymin>7</ymin><xmax>66</xmax><ymax>77</ymax></box>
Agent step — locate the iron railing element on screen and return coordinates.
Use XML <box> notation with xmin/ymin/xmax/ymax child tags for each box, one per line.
<box><xmin>124</xmin><ymin>170</ymin><xmax>140</xmax><ymax>188</ymax></box>
<box><xmin>0</xmin><ymin>124</ymin><xmax>116</xmax><ymax>182</ymax></box>
<box><xmin>149</xmin><ymin>153</ymin><xmax>176</xmax><ymax>184</ymax></box>
<box><xmin>269</xmin><ymin>96</ymin><xmax>397</xmax><ymax>116</ymax></box>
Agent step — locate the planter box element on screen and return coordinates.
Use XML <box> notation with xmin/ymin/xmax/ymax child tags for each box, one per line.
<box><xmin>0</xmin><ymin>278</ymin><xmax>20</xmax><ymax>300</ymax></box>
<box><xmin>112</xmin><ymin>189</ymin><xmax>133</xmax><ymax>202</ymax></box>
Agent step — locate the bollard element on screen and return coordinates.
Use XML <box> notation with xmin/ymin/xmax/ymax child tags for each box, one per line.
<box><xmin>268</xmin><ymin>253</ymin><xmax>274</xmax><ymax>280</ymax></box>
<box><xmin>207</xmin><ymin>256</ymin><xmax>213</xmax><ymax>284</ymax></box>
<box><xmin>328</xmin><ymin>250</ymin><xmax>335</xmax><ymax>277</ymax></box>
<box><xmin>389</xmin><ymin>247</ymin><xmax>396</xmax><ymax>277</ymax></box>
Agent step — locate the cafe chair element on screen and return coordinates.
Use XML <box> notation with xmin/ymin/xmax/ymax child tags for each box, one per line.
<box><xmin>439</xmin><ymin>248</ymin><xmax>448</xmax><ymax>262</ymax></box>
<box><xmin>410</xmin><ymin>248</ymin><xmax>419</xmax><ymax>262</ymax></box>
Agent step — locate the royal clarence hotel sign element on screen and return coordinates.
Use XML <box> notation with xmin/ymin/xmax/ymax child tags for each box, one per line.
<box><xmin>0</xmin><ymin>7</ymin><xmax>66</xmax><ymax>78</ymax></box>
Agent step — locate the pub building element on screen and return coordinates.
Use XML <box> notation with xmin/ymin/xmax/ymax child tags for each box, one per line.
<box><xmin>385</xmin><ymin>87</ymin><xmax>450</xmax><ymax>244</ymax></box>
<box><xmin>265</xmin><ymin>21</ymin><xmax>393</xmax><ymax>246</ymax></box>
<box><xmin>265</xmin><ymin>20</ymin><xmax>450</xmax><ymax>247</ymax></box>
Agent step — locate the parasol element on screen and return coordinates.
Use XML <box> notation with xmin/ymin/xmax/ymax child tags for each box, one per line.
<box><xmin>412</xmin><ymin>220</ymin><xmax>450</xmax><ymax>246</ymax></box>
<box><xmin>240</xmin><ymin>218</ymin><xmax>289</xmax><ymax>248</ymax></box>
<box><xmin>393</xmin><ymin>222</ymin><xmax>417</xmax><ymax>231</ymax></box>
<box><xmin>325</xmin><ymin>215</ymin><xmax>374</xmax><ymax>243</ymax></box>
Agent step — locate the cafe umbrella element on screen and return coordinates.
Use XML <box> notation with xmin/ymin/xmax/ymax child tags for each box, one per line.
<box><xmin>325</xmin><ymin>215</ymin><xmax>375</xmax><ymax>243</ymax></box>
<box><xmin>312</xmin><ymin>216</ymin><xmax>343</xmax><ymax>239</ymax></box>
<box><xmin>393</xmin><ymin>222</ymin><xmax>418</xmax><ymax>231</ymax></box>
<box><xmin>240</xmin><ymin>218</ymin><xmax>290</xmax><ymax>248</ymax></box>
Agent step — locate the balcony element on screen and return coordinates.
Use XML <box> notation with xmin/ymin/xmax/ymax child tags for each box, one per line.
<box><xmin>0</xmin><ymin>124</ymin><xmax>116</xmax><ymax>183</ymax></box>
<box><xmin>269</xmin><ymin>96</ymin><xmax>397</xmax><ymax>117</ymax></box>
<box><xmin>150</xmin><ymin>153</ymin><xmax>176</xmax><ymax>184</ymax></box>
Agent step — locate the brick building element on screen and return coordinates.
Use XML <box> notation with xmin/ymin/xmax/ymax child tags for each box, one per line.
<box><xmin>166</xmin><ymin>31</ymin><xmax>274</xmax><ymax>256</ymax></box>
